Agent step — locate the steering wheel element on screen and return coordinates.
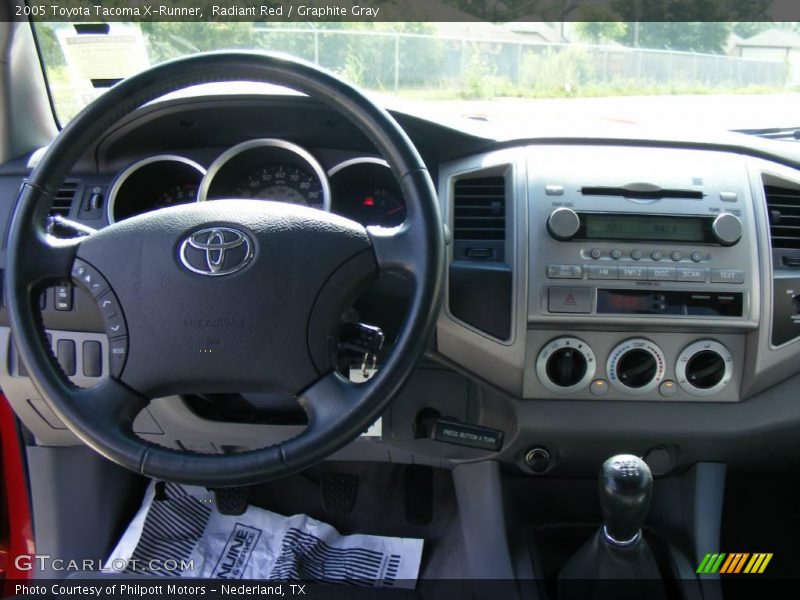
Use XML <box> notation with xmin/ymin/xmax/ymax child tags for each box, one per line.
<box><xmin>5</xmin><ymin>52</ymin><xmax>443</xmax><ymax>486</ymax></box>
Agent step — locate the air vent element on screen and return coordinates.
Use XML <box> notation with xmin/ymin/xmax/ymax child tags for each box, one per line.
<box><xmin>764</xmin><ymin>180</ymin><xmax>800</xmax><ymax>250</ymax></box>
<box><xmin>453</xmin><ymin>175</ymin><xmax>506</xmax><ymax>242</ymax></box>
<box><xmin>49</xmin><ymin>181</ymin><xmax>79</xmax><ymax>218</ymax></box>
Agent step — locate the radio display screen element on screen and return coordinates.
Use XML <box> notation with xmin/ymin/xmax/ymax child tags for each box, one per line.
<box><xmin>583</xmin><ymin>214</ymin><xmax>707</xmax><ymax>243</ymax></box>
<box><xmin>597</xmin><ymin>290</ymin><xmax>744</xmax><ymax>317</ymax></box>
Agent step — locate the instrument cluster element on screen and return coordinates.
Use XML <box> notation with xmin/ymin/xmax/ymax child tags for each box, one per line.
<box><xmin>107</xmin><ymin>138</ymin><xmax>407</xmax><ymax>228</ymax></box>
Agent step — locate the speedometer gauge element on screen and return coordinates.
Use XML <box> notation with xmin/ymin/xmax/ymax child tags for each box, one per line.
<box><xmin>199</xmin><ymin>139</ymin><xmax>331</xmax><ymax>211</ymax></box>
<box><xmin>234</xmin><ymin>164</ymin><xmax>325</xmax><ymax>209</ymax></box>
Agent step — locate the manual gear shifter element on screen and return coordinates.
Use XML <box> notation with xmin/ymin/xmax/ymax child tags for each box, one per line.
<box><xmin>599</xmin><ymin>454</ymin><xmax>652</xmax><ymax>546</ymax></box>
<box><xmin>559</xmin><ymin>454</ymin><xmax>665</xmax><ymax>599</ymax></box>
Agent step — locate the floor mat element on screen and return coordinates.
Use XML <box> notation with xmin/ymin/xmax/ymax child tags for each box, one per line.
<box><xmin>105</xmin><ymin>481</ymin><xmax>424</xmax><ymax>586</ymax></box>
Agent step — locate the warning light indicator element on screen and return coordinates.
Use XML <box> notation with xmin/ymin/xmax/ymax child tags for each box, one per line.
<box><xmin>363</xmin><ymin>196</ymin><xmax>375</xmax><ymax>206</ymax></box>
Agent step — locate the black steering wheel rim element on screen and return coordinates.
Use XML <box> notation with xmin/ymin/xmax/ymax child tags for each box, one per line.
<box><xmin>5</xmin><ymin>51</ymin><xmax>444</xmax><ymax>486</ymax></box>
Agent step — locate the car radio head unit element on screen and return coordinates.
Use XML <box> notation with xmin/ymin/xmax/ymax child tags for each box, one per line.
<box><xmin>547</xmin><ymin>209</ymin><xmax>743</xmax><ymax>247</ymax></box>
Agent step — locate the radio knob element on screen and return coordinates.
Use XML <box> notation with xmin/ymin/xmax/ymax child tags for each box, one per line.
<box><xmin>711</xmin><ymin>213</ymin><xmax>742</xmax><ymax>246</ymax></box>
<box><xmin>547</xmin><ymin>207</ymin><xmax>580</xmax><ymax>241</ymax></box>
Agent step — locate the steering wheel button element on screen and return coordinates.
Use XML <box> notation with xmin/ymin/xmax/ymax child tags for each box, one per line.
<box><xmin>97</xmin><ymin>293</ymin><xmax>119</xmax><ymax>318</ymax></box>
<box><xmin>104</xmin><ymin>313</ymin><xmax>127</xmax><ymax>339</ymax></box>
<box><xmin>82</xmin><ymin>341</ymin><xmax>102</xmax><ymax>378</ymax></box>
<box><xmin>108</xmin><ymin>338</ymin><xmax>128</xmax><ymax>377</ymax></box>
<box><xmin>71</xmin><ymin>260</ymin><xmax>108</xmax><ymax>298</ymax></box>
<box><xmin>56</xmin><ymin>339</ymin><xmax>76</xmax><ymax>377</ymax></box>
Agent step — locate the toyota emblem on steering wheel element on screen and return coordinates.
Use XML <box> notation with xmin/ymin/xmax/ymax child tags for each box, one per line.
<box><xmin>179</xmin><ymin>227</ymin><xmax>254</xmax><ymax>276</ymax></box>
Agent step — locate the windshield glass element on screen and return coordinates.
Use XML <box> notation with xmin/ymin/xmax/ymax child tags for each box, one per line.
<box><xmin>34</xmin><ymin>21</ymin><xmax>800</xmax><ymax>131</ymax></box>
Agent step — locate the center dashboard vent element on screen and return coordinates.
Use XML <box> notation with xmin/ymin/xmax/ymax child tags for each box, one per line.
<box><xmin>764</xmin><ymin>178</ymin><xmax>800</xmax><ymax>250</ymax></box>
<box><xmin>449</xmin><ymin>169</ymin><xmax>512</xmax><ymax>341</ymax></box>
<box><xmin>452</xmin><ymin>174</ymin><xmax>506</xmax><ymax>261</ymax></box>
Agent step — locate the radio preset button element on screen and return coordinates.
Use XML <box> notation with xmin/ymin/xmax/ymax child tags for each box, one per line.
<box><xmin>547</xmin><ymin>264</ymin><xmax>583</xmax><ymax>279</ymax></box>
<box><xmin>651</xmin><ymin>250</ymin><xmax>663</xmax><ymax>261</ymax></box>
<box><xmin>677</xmin><ymin>268</ymin><xmax>708</xmax><ymax>282</ymax></box>
<box><xmin>648</xmin><ymin>267</ymin><xmax>677</xmax><ymax>281</ymax></box>
<box><xmin>710</xmin><ymin>269</ymin><xmax>745</xmax><ymax>284</ymax></box>
<box><xmin>671</xmin><ymin>251</ymin><xmax>683</xmax><ymax>262</ymax></box>
<box><xmin>548</xmin><ymin>287</ymin><xmax>592</xmax><ymax>313</ymax></box>
<box><xmin>610</xmin><ymin>249</ymin><xmax>622</xmax><ymax>260</ymax></box>
<box><xmin>588</xmin><ymin>265</ymin><xmax>618</xmax><ymax>280</ymax></box>
<box><xmin>631</xmin><ymin>249</ymin><xmax>643</xmax><ymax>261</ymax></box>
<box><xmin>590</xmin><ymin>248</ymin><xmax>602</xmax><ymax>259</ymax></box>
<box><xmin>619</xmin><ymin>266</ymin><xmax>646</xmax><ymax>280</ymax></box>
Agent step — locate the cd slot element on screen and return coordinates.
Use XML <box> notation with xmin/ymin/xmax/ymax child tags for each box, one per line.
<box><xmin>580</xmin><ymin>185</ymin><xmax>704</xmax><ymax>200</ymax></box>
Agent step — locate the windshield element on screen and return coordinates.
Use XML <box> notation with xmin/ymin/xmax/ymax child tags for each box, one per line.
<box><xmin>34</xmin><ymin>21</ymin><xmax>800</xmax><ymax>131</ymax></box>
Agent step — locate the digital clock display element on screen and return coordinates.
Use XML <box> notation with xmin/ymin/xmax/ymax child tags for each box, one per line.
<box><xmin>583</xmin><ymin>214</ymin><xmax>707</xmax><ymax>243</ymax></box>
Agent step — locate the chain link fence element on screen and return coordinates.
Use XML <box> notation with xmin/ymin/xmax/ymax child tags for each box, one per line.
<box><xmin>42</xmin><ymin>23</ymin><xmax>790</xmax><ymax>122</ymax></box>
<box><xmin>251</xmin><ymin>28</ymin><xmax>788</xmax><ymax>95</ymax></box>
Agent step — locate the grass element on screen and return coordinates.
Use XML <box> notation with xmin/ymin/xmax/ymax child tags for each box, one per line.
<box><xmin>393</xmin><ymin>80</ymin><xmax>796</xmax><ymax>102</ymax></box>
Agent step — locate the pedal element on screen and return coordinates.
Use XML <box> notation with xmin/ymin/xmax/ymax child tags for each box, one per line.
<box><xmin>321</xmin><ymin>473</ymin><xmax>359</xmax><ymax>513</ymax></box>
<box><xmin>213</xmin><ymin>486</ymin><xmax>251</xmax><ymax>516</ymax></box>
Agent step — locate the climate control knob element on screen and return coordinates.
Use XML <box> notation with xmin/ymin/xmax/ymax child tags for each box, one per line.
<box><xmin>676</xmin><ymin>340</ymin><xmax>733</xmax><ymax>396</ymax></box>
<box><xmin>711</xmin><ymin>213</ymin><xmax>742</xmax><ymax>246</ymax></box>
<box><xmin>536</xmin><ymin>337</ymin><xmax>596</xmax><ymax>393</ymax></box>
<box><xmin>547</xmin><ymin>207</ymin><xmax>581</xmax><ymax>241</ymax></box>
<box><xmin>607</xmin><ymin>339</ymin><xmax>666</xmax><ymax>395</ymax></box>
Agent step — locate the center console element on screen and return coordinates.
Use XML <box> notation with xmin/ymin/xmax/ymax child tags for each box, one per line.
<box><xmin>525</xmin><ymin>147</ymin><xmax>758</xmax><ymax>402</ymax></box>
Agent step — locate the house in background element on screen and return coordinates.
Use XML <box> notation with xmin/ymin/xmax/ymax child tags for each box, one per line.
<box><xmin>736</xmin><ymin>29</ymin><xmax>800</xmax><ymax>86</ymax></box>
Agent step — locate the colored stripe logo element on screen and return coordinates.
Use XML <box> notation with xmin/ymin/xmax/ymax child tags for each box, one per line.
<box><xmin>697</xmin><ymin>553</ymin><xmax>773</xmax><ymax>574</ymax></box>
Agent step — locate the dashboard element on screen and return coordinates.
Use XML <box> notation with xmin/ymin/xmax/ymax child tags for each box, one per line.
<box><xmin>4</xmin><ymin>92</ymin><xmax>800</xmax><ymax>475</ymax></box>
<box><xmin>106</xmin><ymin>138</ymin><xmax>406</xmax><ymax>227</ymax></box>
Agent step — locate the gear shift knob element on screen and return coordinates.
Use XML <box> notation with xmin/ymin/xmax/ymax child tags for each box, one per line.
<box><xmin>599</xmin><ymin>454</ymin><xmax>652</xmax><ymax>546</ymax></box>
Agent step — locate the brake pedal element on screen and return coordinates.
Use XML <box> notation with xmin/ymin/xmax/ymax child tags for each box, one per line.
<box><xmin>213</xmin><ymin>486</ymin><xmax>251</xmax><ymax>516</ymax></box>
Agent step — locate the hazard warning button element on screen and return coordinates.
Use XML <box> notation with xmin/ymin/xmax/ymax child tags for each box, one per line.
<box><xmin>548</xmin><ymin>287</ymin><xmax>592</xmax><ymax>313</ymax></box>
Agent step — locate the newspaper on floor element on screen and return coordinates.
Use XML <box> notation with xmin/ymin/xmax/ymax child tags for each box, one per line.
<box><xmin>104</xmin><ymin>481</ymin><xmax>423</xmax><ymax>587</ymax></box>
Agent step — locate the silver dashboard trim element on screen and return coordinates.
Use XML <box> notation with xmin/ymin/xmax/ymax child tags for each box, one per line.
<box><xmin>107</xmin><ymin>154</ymin><xmax>206</xmax><ymax>224</ymax></box>
<box><xmin>327</xmin><ymin>156</ymin><xmax>389</xmax><ymax>176</ymax></box>
<box><xmin>198</xmin><ymin>138</ymin><xmax>331</xmax><ymax>211</ymax></box>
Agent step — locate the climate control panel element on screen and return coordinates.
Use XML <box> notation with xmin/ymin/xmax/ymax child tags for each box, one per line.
<box><xmin>526</xmin><ymin>331</ymin><xmax>744</xmax><ymax>402</ymax></box>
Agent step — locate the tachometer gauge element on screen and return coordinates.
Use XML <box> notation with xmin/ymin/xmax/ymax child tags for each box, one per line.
<box><xmin>108</xmin><ymin>155</ymin><xmax>205</xmax><ymax>223</ymax></box>
<box><xmin>200</xmin><ymin>139</ymin><xmax>330</xmax><ymax>211</ymax></box>
<box><xmin>154</xmin><ymin>183</ymin><xmax>201</xmax><ymax>210</ymax></box>
<box><xmin>234</xmin><ymin>164</ymin><xmax>325</xmax><ymax>209</ymax></box>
